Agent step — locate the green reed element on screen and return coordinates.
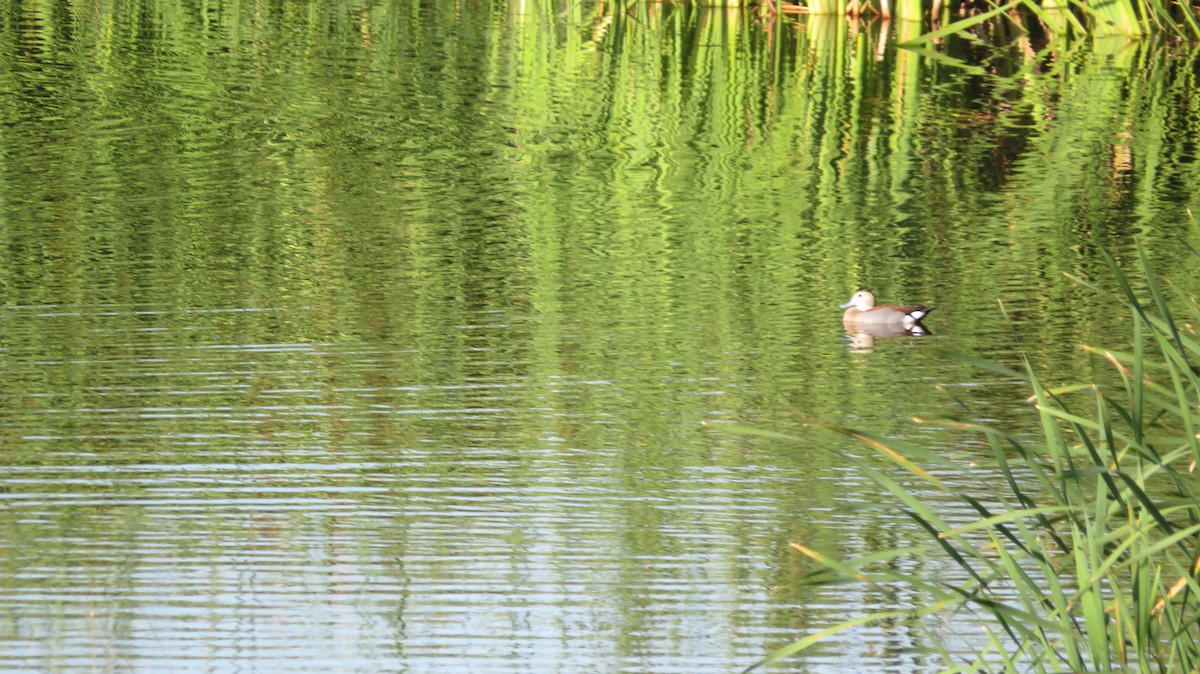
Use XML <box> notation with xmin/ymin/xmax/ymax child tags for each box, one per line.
<box><xmin>795</xmin><ymin>0</ymin><xmax>1200</xmax><ymax>40</ymax></box>
<box><xmin>742</xmin><ymin>248</ymin><xmax>1200</xmax><ymax>672</ymax></box>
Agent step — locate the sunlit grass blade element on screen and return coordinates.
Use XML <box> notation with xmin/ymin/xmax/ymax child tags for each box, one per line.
<box><xmin>740</xmin><ymin>610</ymin><xmax>916</xmax><ymax>672</ymax></box>
<box><xmin>937</xmin><ymin>350</ymin><xmax>1028</xmax><ymax>380</ymax></box>
<box><xmin>824</xmin><ymin>426</ymin><xmax>955</xmax><ymax>484</ymax></box>
<box><xmin>896</xmin><ymin>0</ymin><xmax>1024</xmax><ymax>45</ymax></box>
<box><xmin>1140</xmin><ymin>247</ymin><xmax>1189</xmax><ymax>363</ymax></box>
<box><xmin>939</xmin><ymin>505</ymin><xmax>1071</xmax><ymax>538</ymax></box>
<box><xmin>1067</xmin><ymin>524</ymin><xmax>1110</xmax><ymax>669</ymax></box>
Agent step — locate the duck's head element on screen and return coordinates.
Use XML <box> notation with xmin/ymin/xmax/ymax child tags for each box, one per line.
<box><xmin>840</xmin><ymin>290</ymin><xmax>876</xmax><ymax>311</ymax></box>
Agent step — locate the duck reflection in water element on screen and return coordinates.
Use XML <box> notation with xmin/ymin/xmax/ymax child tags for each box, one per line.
<box><xmin>845</xmin><ymin>324</ymin><xmax>931</xmax><ymax>352</ymax></box>
<box><xmin>840</xmin><ymin>290</ymin><xmax>934</xmax><ymax>352</ymax></box>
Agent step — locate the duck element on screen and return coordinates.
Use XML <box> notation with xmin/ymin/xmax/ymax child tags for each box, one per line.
<box><xmin>840</xmin><ymin>290</ymin><xmax>934</xmax><ymax>330</ymax></box>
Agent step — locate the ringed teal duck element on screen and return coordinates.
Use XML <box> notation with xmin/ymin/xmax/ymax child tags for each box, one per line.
<box><xmin>840</xmin><ymin>290</ymin><xmax>933</xmax><ymax>330</ymax></box>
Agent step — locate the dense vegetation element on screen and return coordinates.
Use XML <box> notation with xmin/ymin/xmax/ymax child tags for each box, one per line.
<box><xmin>790</xmin><ymin>0</ymin><xmax>1199</xmax><ymax>38</ymax></box>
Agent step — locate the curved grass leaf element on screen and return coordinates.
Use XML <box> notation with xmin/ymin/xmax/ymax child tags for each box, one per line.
<box><xmin>740</xmin><ymin>610</ymin><xmax>918</xmax><ymax>672</ymax></box>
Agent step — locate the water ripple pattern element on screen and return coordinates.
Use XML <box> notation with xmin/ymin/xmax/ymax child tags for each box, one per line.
<box><xmin>4</xmin><ymin>0</ymin><xmax>1200</xmax><ymax>672</ymax></box>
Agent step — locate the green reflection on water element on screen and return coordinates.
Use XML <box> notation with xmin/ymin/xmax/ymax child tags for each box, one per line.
<box><xmin>1</xmin><ymin>1</ymin><xmax>1200</xmax><ymax>671</ymax></box>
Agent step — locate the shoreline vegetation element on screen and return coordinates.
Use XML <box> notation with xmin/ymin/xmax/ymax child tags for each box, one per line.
<box><xmin>734</xmin><ymin>245</ymin><xmax>1200</xmax><ymax>672</ymax></box>
<box><xmin>687</xmin><ymin>0</ymin><xmax>1200</xmax><ymax>40</ymax></box>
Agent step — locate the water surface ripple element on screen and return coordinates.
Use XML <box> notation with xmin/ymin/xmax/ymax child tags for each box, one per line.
<box><xmin>3</xmin><ymin>2</ymin><xmax>1200</xmax><ymax>672</ymax></box>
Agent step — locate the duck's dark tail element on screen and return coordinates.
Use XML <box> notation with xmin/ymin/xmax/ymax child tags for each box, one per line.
<box><xmin>907</xmin><ymin>306</ymin><xmax>934</xmax><ymax>325</ymax></box>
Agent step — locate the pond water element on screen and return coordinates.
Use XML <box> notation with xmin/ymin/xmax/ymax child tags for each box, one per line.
<box><xmin>2</xmin><ymin>2</ymin><xmax>1200</xmax><ymax>672</ymax></box>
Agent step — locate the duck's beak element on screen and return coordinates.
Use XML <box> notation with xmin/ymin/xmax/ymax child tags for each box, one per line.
<box><xmin>839</xmin><ymin>299</ymin><xmax>854</xmax><ymax>308</ymax></box>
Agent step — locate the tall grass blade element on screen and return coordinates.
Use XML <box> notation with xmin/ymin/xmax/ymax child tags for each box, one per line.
<box><xmin>896</xmin><ymin>0</ymin><xmax>1023</xmax><ymax>45</ymax></box>
<box><xmin>1139</xmin><ymin>247</ymin><xmax>1188</xmax><ymax>363</ymax></box>
<box><xmin>740</xmin><ymin>610</ymin><xmax>915</xmax><ymax>672</ymax></box>
<box><xmin>1066</xmin><ymin>0</ymin><xmax>1144</xmax><ymax>35</ymax></box>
